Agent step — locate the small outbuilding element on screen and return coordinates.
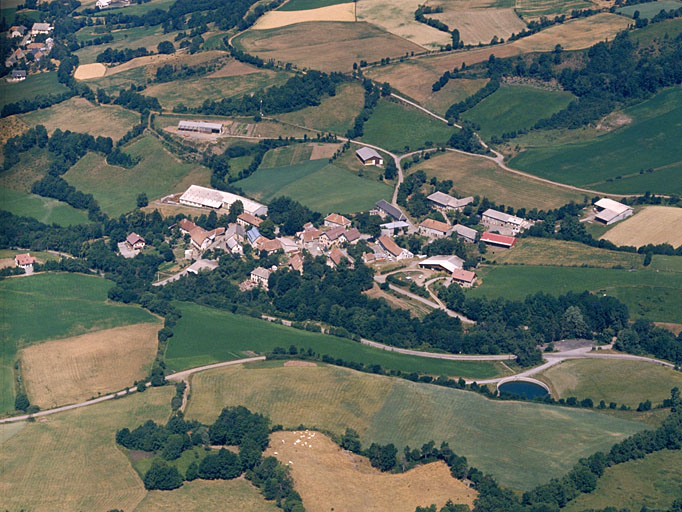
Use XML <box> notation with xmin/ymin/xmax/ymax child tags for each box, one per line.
<box><xmin>126</xmin><ymin>232</ymin><xmax>146</xmax><ymax>250</ymax></box>
<box><xmin>356</xmin><ymin>147</ymin><xmax>384</xmax><ymax>166</ymax></box>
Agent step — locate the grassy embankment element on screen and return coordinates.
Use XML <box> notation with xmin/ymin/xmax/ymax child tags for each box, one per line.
<box><xmin>185</xmin><ymin>363</ymin><xmax>647</xmax><ymax>491</ymax></box>
<box><xmin>165</xmin><ymin>302</ymin><xmax>504</xmax><ymax>378</ymax></box>
<box><xmin>0</xmin><ymin>72</ymin><xmax>68</xmax><ymax>110</ymax></box>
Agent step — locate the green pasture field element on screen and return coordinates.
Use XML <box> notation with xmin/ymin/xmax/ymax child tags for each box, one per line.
<box><xmin>650</xmin><ymin>254</ymin><xmax>682</xmax><ymax>273</ymax></box>
<box><xmin>259</xmin><ymin>143</ymin><xmax>313</xmax><ymax>168</ymax></box>
<box><xmin>275</xmin><ymin>82</ymin><xmax>365</xmax><ymax>134</ymax></box>
<box><xmin>89</xmin><ymin>0</ymin><xmax>175</xmax><ymax>16</ymax></box>
<box><xmin>493</xmin><ymin>237</ymin><xmax>644</xmax><ymax>269</ymax></box>
<box><xmin>0</xmin><ymin>273</ymin><xmax>156</xmax><ymax>414</ymax></box>
<box><xmin>145</xmin><ymin>70</ymin><xmax>290</xmax><ymax>110</ymax></box>
<box><xmin>135</xmin><ymin>478</ymin><xmax>280</xmax><ymax>511</ymax></box>
<box><xmin>509</xmin><ymin>87</ymin><xmax>682</xmax><ymax>194</ymax></box>
<box><xmin>236</xmin><ymin>158</ymin><xmax>392</xmax><ymax>214</ymax></box>
<box><xmin>461</xmin><ymin>85</ymin><xmax>574</xmax><ymax>141</ymax></box>
<box><xmin>565</xmin><ymin>449</ymin><xmax>682</xmax><ymax>512</ymax></box>
<box><xmin>0</xmin><ymin>72</ymin><xmax>69</xmax><ymax>110</ymax></box>
<box><xmin>20</xmin><ymin>98</ymin><xmax>140</xmax><ymax>139</ymax></box>
<box><xmin>360</xmin><ymin>100</ymin><xmax>454</xmax><ymax>153</ymax></box>
<box><xmin>278</xmin><ymin>0</ymin><xmax>350</xmax><ymax>10</ymax></box>
<box><xmin>185</xmin><ymin>364</ymin><xmax>646</xmax><ymax>491</ymax></box>
<box><xmin>629</xmin><ymin>17</ymin><xmax>682</xmax><ymax>45</ymax></box>
<box><xmin>74</xmin><ymin>25</ymin><xmax>178</xmax><ymax>64</ymax></box>
<box><xmin>203</xmin><ymin>31</ymin><xmax>231</xmax><ymax>50</ymax></box>
<box><xmin>410</xmin><ymin>150</ymin><xmax>586</xmax><ymax>210</ymax></box>
<box><xmin>469</xmin><ymin>264</ymin><xmax>682</xmax><ymax>323</ymax></box>
<box><xmin>0</xmin><ymin>7</ymin><xmax>40</xmax><ymax>25</ymax></box>
<box><xmin>65</xmin><ymin>136</ymin><xmax>211</xmax><ymax>216</ymax></box>
<box><xmin>423</xmin><ymin>78</ymin><xmax>489</xmax><ymax>117</ymax></box>
<box><xmin>617</xmin><ymin>0</ymin><xmax>682</xmax><ymax>19</ymax></box>
<box><xmin>0</xmin><ymin>187</ymin><xmax>90</xmax><ymax>226</ymax></box>
<box><xmin>164</xmin><ymin>302</ymin><xmax>504</xmax><ymax>378</ymax></box>
<box><xmin>0</xmin><ymin>387</ymin><xmax>174</xmax><ymax>511</ymax></box>
<box><xmin>0</xmin><ymin>147</ymin><xmax>52</xmax><ymax>192</ymax></box>
<box><xmin>88</xmin><ymin>67</ymin><xmax>147</xmax><ymax>93</ymax></box>
<box><xmin>537</xmin><ymin>359</ymin><xmax>682</xmax><ymax>407</ymax></box>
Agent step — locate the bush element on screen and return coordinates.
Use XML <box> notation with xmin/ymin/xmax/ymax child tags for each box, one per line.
<box><xmin>14</xmin><ymin>393</ymin><xmax>30</xmax><ymax>411</ymax></box>
<box><xmin>143</xmin><ymin>460</ymin><xmax>184</xmax><ymax>490</ymax></box>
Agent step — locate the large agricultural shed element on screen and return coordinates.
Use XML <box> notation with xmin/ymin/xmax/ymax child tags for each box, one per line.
<box><xmin>179</xmin><ymin>185</ymin><xmax>268</xmax><ymax>216</ymax></box>
<box><xmin>594</xmin><ymin>198</ymin><xmax>633</xmax><ymax>225</ymax></box>
<box><xmin>177</xmin><ymin>120</ymin><xmax>224</xmax><ymax>134</ymax></box>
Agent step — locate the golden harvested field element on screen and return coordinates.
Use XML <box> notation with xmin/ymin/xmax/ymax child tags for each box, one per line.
<box><xmin>207</xmin><ymin>59</ymin><xmax>260</xmax><ymax>78</ymax></box>
<box><xmin>433</xmin><ymin>8</ymin><xmax>527</xmax><ymax>45</ymax></box>
<box><xmin>20</xmin><ymin>322</ymin><xmax>160</xmax><ymax>409</ymax></box>
<box><xmin>266</xmin><ymin>430</ymin><xmax>477</xmax><ymax>512</ymax></box>
<box><xmin>0</xmin><ymin>387</ymin><xmax>173</xmax><ymax>512</ymax></box>
<box><xmin>309</xmin><ymin>142</ymin><xmax>343</xmax><ymax>159</ymax></box>
<box><xmin>135</xmin><ymin>479</ymin><xmax>280</xmax><ymax>512</ymax></box>
<box><xmin>600</xmin><ymin>206</ymin><xmax>682</xmax><ymax>248</ymax></box>
<box><xmin>411</xmin><ymin>150</ymin><xmax>586</xmax><ymax>209</ymax></box>
<box><xmin>0</xmin><ymin>115</ymin><xmax>28</xmax><ymax>145</ymax></box>
<box><xmin>20</xmin><ymin>97</ymin><xmax>140</xmax><ymax>139</ymax></box>
<box><xmin>494</xmin><ymin>238</ymin><xmax>644</xmax><ymax>268</ymax></box>
<box><xmin>235</xmin><ymin>22</ymin><xmax>425</xmax><ymax>72</ymax></box>
<box><xmin>368</xmin><ymin>14</ymin><xmax>628</xmax><ymax>97</ymax></box>
<box><xmin>254</xmin><ymin>2</ymin><xmax>356</xmax><ymax>29</ymax></box>
<box><xmin>74</xmin><ymin>62</ymin><xmax>106</xmax><ymax>79</ymax></box>
<box><xmin>356</xmin><ymin>0</ymin><xmax>451</xmax><ymax>48</ymax></box>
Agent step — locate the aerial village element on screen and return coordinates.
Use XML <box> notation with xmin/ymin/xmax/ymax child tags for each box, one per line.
<box><xmin>4</xmin><ymin>22</ymin><xmax>54</xmax><ymax>79</ymax></box>
<box><xmin>84</xmin><ymin>145</ymin><xmax>637</xmax><ymax>295</ymax></box>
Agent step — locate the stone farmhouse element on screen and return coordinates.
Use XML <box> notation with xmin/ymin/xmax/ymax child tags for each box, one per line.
<box><xmin>15</xmin><ymin>253</ymin><xmax>36</xmax><ymax>272</ymax></box>
<box><xmin>250</xmin><ymin>267</ymin><xmax>272</xmax><ymax>289</ymax></box>
<box><xmin>324</xmin><ymin>213</ymin><xmax>351</xmax><ymax>228</ymax></box>
<box><xmin>452</xmin><ymin>224</ymin><xmax>478</xmax><ymax>243</ymax></box>
<box><xmin>427</xmin><ymin>191</ymin><xmax>473</xmax><ymax>213</ymax></box>
<box><xmin>481</xmin><ymin>208</ymin><xmax>531</xmax><ymax>235</ymax></box>
<box><xmin>378</xmin><ymin>235</ymin><xmax>413</xmax><ymax>261</ymax></box>
<box><xmin>418</xmin><ymin>218</ymin><xmax>452</xmax><ymax>238</ymax></box>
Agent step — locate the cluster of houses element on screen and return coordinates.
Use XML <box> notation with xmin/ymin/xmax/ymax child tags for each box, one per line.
<box><xmin>5</xmin><ymin>24</ymin><xmax>54</xmax><ymax>70</ymax></box>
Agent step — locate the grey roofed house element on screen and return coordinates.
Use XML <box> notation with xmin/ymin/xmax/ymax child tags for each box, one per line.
<box><xmin>427</xmin><ymin>191</ymin><xmax>474</xmax><ymax>210</ymax></box>
<box><xmin>31</xmin><ymin>22</ymin><xmax>52</xmax><ymax>33</ymax></box>
<box><xmin>247</xmin><ymin>227</ymin><xmax>261</xmax><ymax>244</ymax></box>
<box><xmin>11</xmin><ymin>70</ymin><xmax>26</xmax><ymax>79</ymax></box>
<box><xmin>356</xmin><ymin>147</ymin><xmax>383</xmax><ymax>163</ymax></box>
<box><xmin>225</xmin><ymin>223</ymin><xmax>246</xmax><ymax>240</ymax></box>
<box><xmin>375</xmin><ymin>199</ymin><xmax>407</xmax><ymax>221</ymax></box>
<box><xmin>452</xmin><ymin>224</ymin><xmax>478</xmax><ymax>242</ymax></box>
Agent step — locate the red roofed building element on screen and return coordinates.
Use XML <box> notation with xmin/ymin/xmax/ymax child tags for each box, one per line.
<box><xmin>126</xmin><ymin>232</ymin><xmax>146</xmax><ymax>250</ymax></box>
<box><xmin>324</xmin><ymin>213</ymin><xmax>351</xmax><ymax>228</ymax></box>
<box><xmin>451</xmin><ymin>269</ymin><xmax>477</xmax><ymax>288</ymax></box>
<box><xmin>237</xmin><ymin>212</ymin><xmax>263</xmax><ymax>228</ymax></box>
<box><xmin>378</xmin><ymin>235</ymin><xmax>413</xmax><ymax>261</ymax></box>
<box><xmin>15</xmin><ymin>253</ymin><xmax>36</xmax><ymax>270</ymax></box>
<box><xmin>480</xmin><ymin>232</ymin><xmax>516</xmax><ymax>248</ymax></box>
<box><xmin>418</xmin><ymin>218</ymin><xmax>452</xmax><ymax>238</ymax></box>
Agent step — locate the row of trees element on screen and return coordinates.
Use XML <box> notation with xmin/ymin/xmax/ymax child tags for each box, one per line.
<box><xmin>95</xmin><ymin>46</ymin><xmax>148</xmax><ymax>63</ymax></box>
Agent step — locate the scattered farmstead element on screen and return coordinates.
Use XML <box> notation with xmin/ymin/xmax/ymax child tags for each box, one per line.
<box><xmin>356</xmin><ymin>147</ymin><xmax>384</xmax><ymax>166</ymax></box>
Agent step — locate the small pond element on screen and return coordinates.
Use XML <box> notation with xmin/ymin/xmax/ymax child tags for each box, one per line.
<box><xmin>498</xmin><ymin>380</ymin><xmax>549</xmax><ymax>400</ymax></box>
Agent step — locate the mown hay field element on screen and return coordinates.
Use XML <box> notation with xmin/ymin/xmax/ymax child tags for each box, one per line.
<box><xmin>0</xmin><ymin>273</ymin><xmax>157</xmax><ymax>414</ymax></box>
<box><xmin>254</xmin><ymin>2</ymin><xmax>355</xmax><ymax>29</ymax></box>
<box><xmin>510</xmin><ymin>87</ymin><xmax>682</xmax><ymax>194</ymax></box>
<box><xmin>360</xmin><ymin>100</ymin><xmax>454</xmax><ymax>152</ymax></box>
<box><xmin>433</xmin><ymin>8</ymin><xmax>526</xmax><ymax>45</ymax></box>
<box><xmin>493</xmin><ymin>238</ymin><xmax>644</xmax><ymax>269</ymax></box>
<box><xmin>367</xmin><ymin>14</ymin><xmax>628</xmax><ymax>99</ymax></box>
<box><xmin>21</xmin><ymin>322</ymin><xmax>160</xmax><ymax>409</ymax></box>
<box><xmin>0</xmin><ymin>72</ymin><xmax>69</xmax><ymax>110</ymax></box>
<box><xmin>65</xmin><ymin>136</ymin><xmax>212</xmax><ymax>216</ymax></box>
<box><xmin>599</xmin><ymin>206</ymin><xmax>682</xmax><ymax>248</ymax></box>
<box><xmin>73</xmin><ymin>62</ymin><xmax>106</xmax><ymax>80</ymax></box>
<box><xmin>514</xmin><ymin>0</ymin><xmax>594</xmax><ymax>19</ymax></box>
<box><xmin>237</xmin><ymin>158</ymin><xmax>392</xmax><ymax>214</ymax></box>
<box><xmin>410</xmin><ymin>151</ymin><xmax>586</xmax><ymax>209</ymax></box>
<box><xmin>356</xmin><ymin>0</ymin><xmax>451</xmax><ymax>48</ymax></box>
<box><xmin>234</xmin><ymin>21</ymin><xmax>425</xmax><ymax>72</ymax></box>
<box><xmin>564</xmin><ymin>449</ymin><xmax>682</xmax><ymax>512</ymax></box>
<box><xmin>266</xmin><ymin>430</ymin><xmax>477</xmax><ymax>512</ymax></box>
<box><xmin>145</xmin><ymin>69</ymin><xmax>290</xmax><ymax>110</ymax></box>
<box><xmin>0</xmin><ymin>387</ymin><xmax>173</xmax><ymax>511</ymax></box>
<box><xmin>135</xmin><ymin>479</ymin><xmax>280</xmax><ymax>512</ymax></box>
<box><xmin>0</xmin><ymin>187</ymin><xmax>90</xmax><ymax>226</ymax></box>
<box><xmin>185</xmin><ymin>364</ymin><xmax>646</xmax><ymax>490</ymax></box>
<box><xmin>20</xmin><ymin>97</ymin><xmax>139</xmax><ymax>139</ymax></box>
<box><xmin>537</xmin><ymin>359</ymin><xmax>682</xmax><ymax>408</ymax></box>
<box><xmin>461</xmin><ymin>85</ymin><xmax>575</xmax><ymax>140</ymax></box>
<box><xmin>275</xmin><ymin>82</ymin><xmax>365</xmax><ymax>134</ymax></box>
<box><xmin>469</xmin><ymin>264</ymin><xmax>682</xmax><ymax>324</ymax></box>
<box><xmin>165</xmin><ymin>302</ymin><xmax>504</xmax><ymax>378</ymax></box>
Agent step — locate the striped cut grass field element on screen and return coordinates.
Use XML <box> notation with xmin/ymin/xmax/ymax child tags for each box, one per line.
<box><xmin>185</xmin><ymin>364</ymin><xmax>647</xmax><ymax>491</ymax></box>
<box><xmin>0</xmin><ymin>387</ymin><xmax>174</xmax><ymax>512</ymax></box>
<box><xmin>599</xmin><ymin>206</ymin><xmax>682</xmax><ymax>248</ymax></box>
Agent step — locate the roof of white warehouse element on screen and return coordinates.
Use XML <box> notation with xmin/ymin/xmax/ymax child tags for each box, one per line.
<box><xmin>179</xmin><ymin>185</ymin><xmax>266</xmax><ymax>215</ymax></box>
<box><xmin>356</xmin><ymin>147</ymin><xmax>382</xmax><ymax>160</ymax></box>
<box><xmin>482</xmin><ymin>208</ymin><xmax>524</xmax><ymax>226</ymax></box>
<box><xmin>419</xmin><ymin>255</ymin><xmax>464</xmax><ymax>273</ymax></box>
<box><xmin>178</xmin><ymin>120</ymin><xmax>223</xmax><ymax>131</ymax></box>
<box><xmin>595</xmin><ymin>198</ymin><xmax>632</xmax><ymax>215</ymax></box>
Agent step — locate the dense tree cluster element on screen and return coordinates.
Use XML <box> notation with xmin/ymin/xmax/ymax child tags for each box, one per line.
<box><xmin>346</xmin><ymin>79</ymin><xmax>380</xmax><ymax>139</ymax></box>
<box><xmin>96</xmin><ymin>46</ymin><xmax>149</xmax><ymax>63</ymax></box>
<box><xmin>114</xmin><ymin>86</ymin><xmax>162</xmax><ymax>113</ymax></box>
<box><xmin>615</xmin><ymin>319</ymin><xmax>682</xmax><ymax>365</ymax></box>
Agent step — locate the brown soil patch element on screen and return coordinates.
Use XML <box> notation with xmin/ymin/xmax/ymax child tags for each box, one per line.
<box><xmin>74</xmin><ymin>62</ymin><xmax>106</xmax><ymax>80</ymax></box>
<box><xmin>600</xmin><ymin>206</ymin><xmax>682</xmax><ymax>248</ymax></box>
<box><xmin>654</xmin><ymin>322</ymin><xmax>682</xmax><ymax>336</ymax></box>
<box><xmin>0</xmin><ymin>115</ymin><xmax>28</xmax><ymax>145</ymax></box>
<box><xmin>309</xmin><ymin>142</ymin><xmax>342</xmax><ymax>160</ymax></box>
<box><xmin>0</xmin><ymin>258</ymin><xmax>16</xmax><ymax>269</ymax></box>
<box><xmin>434</xmin><ymin>8</ymin><xmax>527</xmax><ymax>45</ymax></box>
<box><xmin>236</xmin><ymin>21</ymin><xmax>425</xmax><ymax>72</ymax></box>
<box><xmin>254</xmin><ymin>2</ymin><xmax>356</xmax><ymax>30</ymax></box>
<box><xmin>207</xmin><ymin>59</ymin><xmax>260</xmax><ymax>78</ymax></box>
<box><xmin>596</xmin><ymin>111</ymin><xmax>632</xmax><ymax>132</ymax></box>
<box><xmin>20</xmin><ymin>322</ymin><xmax>160</xmax><ymax>409</ymax></box>
<box><xmin>266</xmin><ymin>430</ymin><xmax>477</xmax><ymax>512</ymax></box>
<box><xmin>284</xmin><ymin>360</ymin><xmax>318</xmax><ymax>367</ymax></box>
<box><xmin>129</xmin><ymin>449</ymin><xmax>154</xmax><ymax>462</ymax></box>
